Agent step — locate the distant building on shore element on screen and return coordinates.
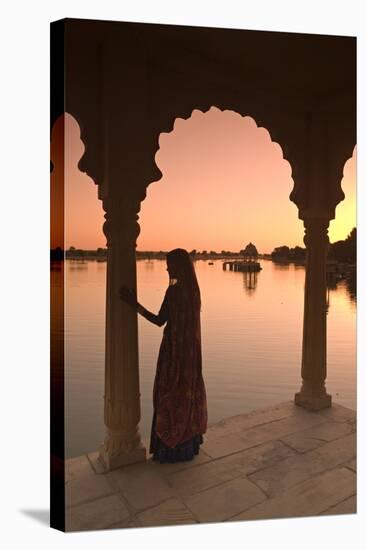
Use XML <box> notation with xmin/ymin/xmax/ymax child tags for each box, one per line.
<box><xmin>240</xmin><ymin>242</ymin><xmax>259</xmax><ymax>262</ymax></box>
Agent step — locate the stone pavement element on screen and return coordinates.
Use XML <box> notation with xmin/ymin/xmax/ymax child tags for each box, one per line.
<box><xmin>65</xmin><ymin>401</ymin><xmax>356</xmax><ymax>532</ymax></box>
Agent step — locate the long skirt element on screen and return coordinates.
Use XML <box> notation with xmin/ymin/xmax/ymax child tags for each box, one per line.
<box><xmin>149</xmin><ymin>411</ymin><xmax>204</xmax><ymax>463</ymax></box>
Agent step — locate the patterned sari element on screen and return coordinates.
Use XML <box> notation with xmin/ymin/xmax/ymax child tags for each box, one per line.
<box><xmin>147</xmin><ymin>282</ymin><xmax>208</xmax><ymax>462</ymax></box>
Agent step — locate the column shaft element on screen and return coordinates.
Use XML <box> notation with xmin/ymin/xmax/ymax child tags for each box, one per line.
<box><xmin>98</xmin><ymin>205</ymin><xmax>146</xmax><ymax>470</ymax></box>
<box><xmin>295</xmin><ymin>217</ymin><xmax>332</xmax><ymax>410</ymax></box>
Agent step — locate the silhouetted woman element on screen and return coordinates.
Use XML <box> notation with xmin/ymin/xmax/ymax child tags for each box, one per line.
<box><xmin>120</xmin><ymin>248</ymin><xmax>207</xmax><ymax>463</ymax></box>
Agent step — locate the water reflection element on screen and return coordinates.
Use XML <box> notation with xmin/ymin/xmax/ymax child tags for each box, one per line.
<box><xmin>326</xmin><ymin>279</ymin><xmax>337</xmax><ymax>314</ymax></box>
<box><xmin>243</xmin><ymin>271</ymin><xmax>258</xmax><ymax>295</ymax></box>
<box><xmin>272</xmin><ymin>261</ymin><xmax>291</xmax><ymax>270</ymax></box>
<box><xmin>144</xmin><ymin>259</ymin><xmax>155</xmax><ymax>270</ymax></box>
<box><xmin>65</xmin><ymin>258</ymin><xmax>356</xmax><ymax>458</ymax></box>
<box><xmin>51</xmin><ymin>260</ymin><xmax>64</xmax><ymax>464</ymax></box>
<box><xmin>50</xmin><ymin>260</ymin><xmax>63</xmax><ymax>272</ymax></box>
<box><xmin>345</xmin><ymin>272</ymin><xmax>356</xmax><ymax>302</ymax></box>
<box><xmin>69</xmin><ymin>260</ymin><xmax>88</xmax><ymax>270</ymax></box>
<box><xmin>326</xmin><ymin>273</ymin><xmax>357</xmax><ymax>307</ymax></box>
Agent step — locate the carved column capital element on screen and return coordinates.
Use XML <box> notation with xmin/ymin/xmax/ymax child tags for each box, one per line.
<box><xmin>303</xmin><ymin>216</ymin><xmax>330</xmax><ymax>249</ymax></box>
<box><xmin>102</xmin><ymin>193</ymin><xmax>145</xmax><ymax>249</ymax></box>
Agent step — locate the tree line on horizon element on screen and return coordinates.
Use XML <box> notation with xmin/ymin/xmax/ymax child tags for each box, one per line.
<box><xmin>52</xmin><ymin>227</ymin><xmax>356</xmax><ymax>264</ymax></box>
<box><xmin>271</xmin><ymin>227</ymin><xmax>356</xmax><ymax>264</ymax></box>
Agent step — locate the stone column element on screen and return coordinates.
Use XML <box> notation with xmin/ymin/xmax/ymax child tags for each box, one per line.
<box><xmin>98</xmin><ymin>198</ymin><xmax>146</xmax><ymax>470</ymax></box>
<box><xmin>295</xmin><ymin>216</ymin><xmax>332</xmax><ymax>411</ymax></box>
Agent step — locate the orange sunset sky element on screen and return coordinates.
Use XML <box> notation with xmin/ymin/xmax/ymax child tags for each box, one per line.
<box><xmin>52</xmin><ymin>109</ymin><xmax>356</xmax><ymax>254</ymax></box>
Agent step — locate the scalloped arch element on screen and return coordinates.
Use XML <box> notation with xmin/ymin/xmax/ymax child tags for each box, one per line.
<box><xmin>64</xmin><ymin>110</ymin><xmax>101</xmax><ymax>190</ymax></box>
<box><xmin>150</xmin><ymin>104</ymin><xmax>297</xmax><ymax>206</ymax></box>
<box><xmin>335</xmin><ymin>145</ymin><xmax>357</xmax><ymax>208</ymax></box>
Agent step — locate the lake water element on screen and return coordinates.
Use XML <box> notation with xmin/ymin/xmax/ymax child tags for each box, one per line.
<box><xmin>64</xmin><ymin>258</ymin><xmax>356</xmax><ymax>459</ymax></box>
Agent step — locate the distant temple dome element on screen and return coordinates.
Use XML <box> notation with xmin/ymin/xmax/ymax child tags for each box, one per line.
<box><xmin>241</xmin><ymin>243</ymin><xmax>259</xmax><ymax>261</ymax></box>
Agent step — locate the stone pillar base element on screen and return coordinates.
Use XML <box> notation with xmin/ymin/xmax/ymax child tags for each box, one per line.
<box><xmin>295</xmin><ymin>390</ymin><xmax>332</xmax><ymax>411</ymax></box>
<box><xmin>98</xmin><ymin>441</ymin><xmax>147</xmax><ymax>472</ymax></box>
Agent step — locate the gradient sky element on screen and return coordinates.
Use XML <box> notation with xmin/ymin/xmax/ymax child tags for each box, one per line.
<box><xmin>58</xmin><ymin>109</ymin><xmax>356</xmax><ymax>253</ymax></box>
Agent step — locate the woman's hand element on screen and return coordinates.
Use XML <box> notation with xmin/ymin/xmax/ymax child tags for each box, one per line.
<box><xmin>119</xmin><ymin>285</ymin><xmax>138</xmax><ymax>308</ymax></box>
